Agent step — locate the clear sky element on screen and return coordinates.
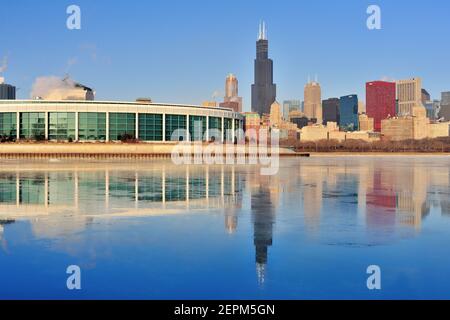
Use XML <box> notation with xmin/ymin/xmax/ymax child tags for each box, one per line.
<box><xmin>1</xmin><ymin>0</ymin><xmax>449</xmax><ymax>110</ymax></box>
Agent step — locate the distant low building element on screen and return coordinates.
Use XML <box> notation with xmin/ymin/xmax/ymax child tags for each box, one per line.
<box><xmin>136</xmin><ymin>98</ymin><xmax>152</xmax><ymax>104</ymax></box>
<box><xmin>381</xmin><ymin>104</ymin><xmax>449</xmax><ymax>141</ymax></box>
<box><xmin>202</xmin><ymin>101</ymin><xmax>218</xmax><ymax>107</ymax></box>
<box><xmin>300</xmin><ymin>122</ymin><xmax>379</xmax><ymax>142</ymax></box>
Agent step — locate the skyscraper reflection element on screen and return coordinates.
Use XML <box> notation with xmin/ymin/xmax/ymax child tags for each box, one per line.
<box><xmin>0</xmin><ymin>158</ymin><xmax>448</xmax><ymax>283</ymax></box>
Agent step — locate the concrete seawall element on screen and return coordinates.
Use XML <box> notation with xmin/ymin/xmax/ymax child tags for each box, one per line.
<box><xmin>0</xmin><ymin>143</ymin><xmax>309</xmax><ymax>159</ymax></box>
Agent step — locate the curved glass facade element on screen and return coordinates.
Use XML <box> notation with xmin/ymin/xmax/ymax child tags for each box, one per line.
<box><xmin>0</xmin><ymin>112</ymin><xmax>16</xmax><ymax>138</ymax></box>
<box><xmin>165</xmin><ymin>114</ymin><xmax>187</xmax><ymax>142</ymax></box>
<box><xmin>79</xmin><ymin>112</ymin><xmax>106</xmax><ymax>141</ymax></box>
<box><xmin>0</xmin><ymin>101</ymin><xmax>243</xmax><ymax>143</ymax></box>
<box><xmin>20</xmin><ymin>112</ymin><xmax>45</xmax><ymax>140</ymax></box>
<box><xmin>138</xmin><ymin>113</ymin><xmax>163</xmax><ymax>141</ymax></box>
<box><xmin>224</xmin><ymin>118</ymin><xmax>233</xmax><ymax>142</ymax></box>
<box><xmin>49</xmin><ymin>112</ymin><xmax>76</xmax><ymax>141</ymax></box>
<box><xmin>189</xmin><ymin>115</ymin><xmax>206</xmax><ymax>141</ymax></box>
<box><xmin>109</xmin><ymin>113</ymin><xmax>136</xmax><ymax>141</ymax></box>
<box><xmin>208</xmin><ymin>116</ymin><xmax>222</xmax><ymax>141</ymax></box>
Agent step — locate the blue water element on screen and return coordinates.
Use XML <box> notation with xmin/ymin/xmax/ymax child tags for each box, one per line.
<box><xmin>0</xmin><ymin>156</ymin><xmax>449</xmax><ymax>299</ymax></box>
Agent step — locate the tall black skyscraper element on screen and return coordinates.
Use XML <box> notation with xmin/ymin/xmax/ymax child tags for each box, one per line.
<box><xmin>251</xmin><ymin>22</ymin><xmax>276</xmax><ymax>115</ymax></box>
<box><xmin>0</xmin><ymin>77</ymin><xmax>16</xmax><ymax>100</ymax></box>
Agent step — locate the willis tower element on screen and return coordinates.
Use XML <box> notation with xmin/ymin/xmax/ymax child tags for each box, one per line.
<box><xmin>251</xmin><ymin>21</ymin><xmax>276</xmax><ymax>115</ymax></box>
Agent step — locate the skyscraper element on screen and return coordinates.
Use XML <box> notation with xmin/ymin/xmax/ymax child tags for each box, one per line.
<box><xmin>421</xmin><ymin>89</ymin><xmax>431</xmax><ymax>104</ymax></box>
<box><xmin>225</xmin><ymin>73</ymin><xmax>238</xmax><ymax>98</ymax></box>
<box><xmin>439</xmin><ymin>91</ymin><xmax>450</xmax><ymax>121</ymax></box>
<box><xmin>442</xmin><ymin>91</ymin><xmax>450</xmax><ymax>105</ymax></box>
<box><xmin>220</xmin><ymin>74</ymin><xmax>243</xmax><ymax>113</ymax></box>
<box><xmin>396</xmin><ymin>78</ymin><xmax>423</xmax><ymax>116</ymax></box>
<box><xmin>251</xmin><ymin>21</ymin><xmax>276</xmax><ymax>115</ymax></box>
<box><xmin>322</xmin><ymin>98</ymin><xmax>340</xmax><ymax>125</ymax></box>
<box><xmin>282</xmin><ymin>100</ymin><xmax>301</xmax><ymax>120</ymax></box>
<box><xmin>269</xmin><ymin>101</ymin><xmax>282</xmax><ymax>127</ymax></box>
<box><xmin>304</xmin><ymin>80</ymin><xmax>322</xmax><ymax>124</ymax></box>
<box><xmin>339</xmin><ymin>95</ymin><xmax>359</xmax><ymax>131</ymax></box>
<box><xmin>366</xmin><ymin>81</ymin><xmax>396</xmax><ymax>132</ymax></box>
<box><xmin>0</xmin><ymin>77</ymin><xmax>16</xmax><ymax>100</ymax></box>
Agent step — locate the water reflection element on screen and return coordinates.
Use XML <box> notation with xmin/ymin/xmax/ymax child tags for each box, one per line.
<box><xmin>0</xmin><ymin>157</ymin><xmax>449</xmax><ymax>290</ymax></box>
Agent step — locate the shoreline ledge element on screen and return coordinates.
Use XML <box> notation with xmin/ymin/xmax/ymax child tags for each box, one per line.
<box><xmin>0</xmin><ymin>142</ymin><xmax>309</xmax><ymax>159</ymax></box>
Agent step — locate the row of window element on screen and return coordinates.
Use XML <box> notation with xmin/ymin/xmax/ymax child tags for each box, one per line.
<box><xmin>0</xmin><ymin>112</ymin><xmax>243</xmax><ymax>141</ymax></box>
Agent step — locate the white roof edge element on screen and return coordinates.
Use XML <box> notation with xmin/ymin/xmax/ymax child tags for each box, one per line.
<box><xmin>0</xmin><ymin>99</ymin><xmax>238</xmax><ymax>113</ymax></box>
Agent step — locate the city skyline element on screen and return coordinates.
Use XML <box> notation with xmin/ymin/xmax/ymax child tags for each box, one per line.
<box><xmin>1</xmin><ymin>1</ymin><xmax>449</xmax><ymax>110</ymax></box>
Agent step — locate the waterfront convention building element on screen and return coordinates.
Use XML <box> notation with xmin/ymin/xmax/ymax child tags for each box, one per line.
<box><xmin>0</xmin><ymin>100</ymin><xmax>244</xmax><ymax>142</ymax></box>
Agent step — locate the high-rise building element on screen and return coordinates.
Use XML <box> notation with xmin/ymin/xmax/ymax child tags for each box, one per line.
<box><xmin>322</xmin><ymin>98</ymin><xmax>340</xmax><ymax>125</ymax></box>
<box><xmin>251</xmin><ymin>21</ymin><xmax>276</xmax><ymax>115</ymax></box>
<box><xmin>0</xmin><ymin>77</ymin><xmax>16</xmax><ymax>100</ymax></box>
<box><xmin>269</xmin><ymin>101</ymin><xmax>282</xmax><ymax>127</ymax></box>
<box><xmin>442</xmin><ymin>92</ymin><xmax>450</xmax><ymax>105</ymax></box>
<box><xmin>304</xmin><ymin>80</ymin><xmax>322</xmax><ymax>124</ymax></box>
<box><xmin>396</xmin><ymin>78</ymin><xmax>423</xmax><ymax>116</ymax></box>
<box><xmin>225</xmin><ymin>73</ymin><xmax>238</xmax><ymax>98</ymax></box>
<box><xmin>366</xmin><ymin>81</ymin><xmax>396</xmax><ymax>132</ymax></box>
<box><xmin>282</xmin><ymin>100</ymin><xmax>301</xmax><ymax>120</ymax></box>
<box><xmin>221</xmin><ymin>74</ymin><xmax>242</xmax><ymax>113</ymax></box>
<box><xmin>421</xmin><ymin>89</ymin><xmax>431</xmax><ymax>104</ymax></box>
<box><xmin>339</xmin><ymin>95</ymin><xmax>359</xmax><ymax>131</ymax></box>
<box><xmin>439</xmin><ymin>91</ymin><xmax>450</xmax><ymax>121</ymax></box>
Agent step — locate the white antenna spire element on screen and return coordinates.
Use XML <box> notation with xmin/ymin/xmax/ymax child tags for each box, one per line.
<box><xmin>308</xmin><ymin>75</ymin><xmax>311</xmax><ymax>83</ymax></box>
<box><xmin>258</xmin><ymin>21</ymin><xmax>262</xmax><ymax>40</ymax></box>
<box><xmin>258</xmin><ymin>20</ymin><xmax>267</xmax><ymax>40</ymax></box>
<box><xmin>263</xmin><ymin>21</ymin><xmax>266</xmax><ymax>40</ymax></box>
<box><xmin>315</xmin><ymin>74</ymin><xmax>318</xmax><ymax>83</ymax></box>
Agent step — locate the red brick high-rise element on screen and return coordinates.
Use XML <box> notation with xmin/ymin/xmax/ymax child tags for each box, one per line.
<box><xmin>366</xmin><ymin>81</ymin><xmax>396</xmax><ymax>132</ymax></box>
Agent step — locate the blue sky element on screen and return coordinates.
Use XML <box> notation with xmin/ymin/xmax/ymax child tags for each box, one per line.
<box><xmin>1</xmin><ymin>0</ymin><xmax>449</xmax><ymax>110</ymax></box>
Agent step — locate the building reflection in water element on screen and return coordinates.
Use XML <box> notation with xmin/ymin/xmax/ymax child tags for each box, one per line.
<box><xmin>0</xmin><ymin>159</ymin><xmax>448</xmax><ymax>285</ymax></box>
<box><xmin>0</xmin><ymin>164</ymin><xmax>244</xmax><ymax>243</ymax></box>
<box><xmin>250</xmin><ymin>174</ymin><xmax>276</xmax><ymax>286</ymax></box>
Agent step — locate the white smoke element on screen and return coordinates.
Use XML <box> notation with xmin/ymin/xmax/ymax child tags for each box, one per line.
<box><xmin>0</xmin><ymin>55</ymin><xmax>8</xmax><ymax>73</ymax></box>
<box><xmin>381</xmin><ymin>75</ymin><xmax>396</xmax><ymax>82</ymax></box>
<box><xmin>212</xmin><ymin>90</ymin><xmax>222</xmax><ymax>100</ymax></box>
<box><xmin>66</xmin><ymin>57</ymin><xmax>78</xmax><ymax>73</ymax></box>
<box><xmin>30</xmin><ymin>76</ymin><xmax>80</xmax><ymax>100</ymax></box>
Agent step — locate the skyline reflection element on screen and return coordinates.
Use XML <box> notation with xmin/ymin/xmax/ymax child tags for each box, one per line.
<box><xmin>0</xmin><ymin>157</ymin><xmax>449</xmax><ymax>292</ymax></box>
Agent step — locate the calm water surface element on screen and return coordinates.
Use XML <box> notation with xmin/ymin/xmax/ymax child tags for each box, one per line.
<box><xmin>0</xmin><ymin>156</ymin><xmax>449</xmax><ymax>299</ymax></box>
